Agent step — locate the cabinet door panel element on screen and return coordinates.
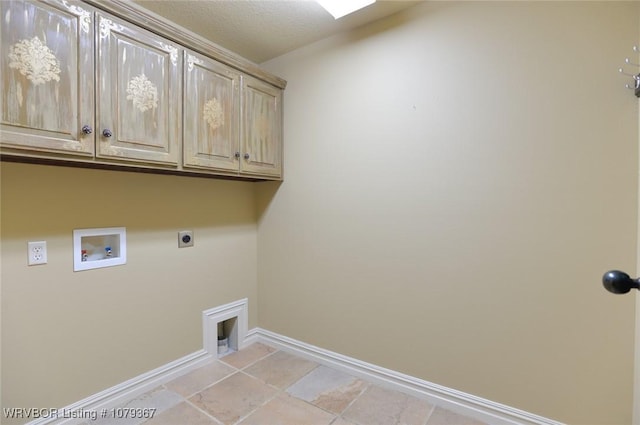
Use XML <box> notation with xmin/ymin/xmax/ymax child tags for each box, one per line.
<box><xmin>241</xmin><ymin>76</ymin><xmax>282</xmax><ymax>177</ymax></box>
<box><xmin>183</xmin><ymin>51</ymin><xmax>240</xmax><ymax>171</ymax></box>
<box><xmin>0</xmin><ymin>0</ymin><xmax>94</xmax><ymax>155</ymax></box>
<box><xmin>97</xmin><ymin>13</ymin><xmax>180</xmax><ymax>165</ymax></box>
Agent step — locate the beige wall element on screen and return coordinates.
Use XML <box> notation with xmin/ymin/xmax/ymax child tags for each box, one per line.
<box><xmin>258</xmin><ymin>2</ymin><xmax>639</xmax><ymax>424</ymax></box>
<box><xmin>2</xmin><ymin>2</ymin><xmax>639</xmax><ymax>424</ymax></box>
<box><xmin>635</xmin><ymin>78</ymin><xmax>640</xmax><ymax>425</ymax></box>
<box><xmin>1</xmin><ymin>162</ymin><xmax>258</xmax><ymax>423</ymax></box>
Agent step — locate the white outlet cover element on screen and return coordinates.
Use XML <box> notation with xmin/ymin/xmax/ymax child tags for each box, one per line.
<box><xmin>28</xmin><ymin>241</ymin><xmax>47</xmax><ymax>265</ymax></box>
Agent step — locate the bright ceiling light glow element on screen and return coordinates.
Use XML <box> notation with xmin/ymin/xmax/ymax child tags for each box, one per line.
<box><xmin>316</xmin><ymin>0</ymin><xmax>376</xmax><ymax>19</ymax></box>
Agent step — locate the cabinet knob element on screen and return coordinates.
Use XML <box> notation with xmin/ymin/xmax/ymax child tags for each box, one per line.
<box><xmin>234</xmin><ymin>152</ymin><xmax>240</xmax><ymax>159</ymax></box>
<box><xmin>81</xmin><ymin>125</ymin><xmax>93</xmax><ymax>135</ymax></box>
<box><xmin>102</xmin><ymin>129</ymin><xmax>113</xmax><ymax>138</ymax></box>
<box><xmin>243</xmin><ymin>153</ymin><xmax>250</xmax><ymax>160</ymax></box>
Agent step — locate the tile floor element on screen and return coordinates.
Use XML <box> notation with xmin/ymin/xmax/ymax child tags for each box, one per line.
<box><xmin>86</xmin><ymin>343</ymin><xmax>488</xmax><ymax>425</ymax></box>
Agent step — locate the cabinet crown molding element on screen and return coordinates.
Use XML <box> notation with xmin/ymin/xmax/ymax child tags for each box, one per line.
<box><xmin>84</xmin><ymin>0</ymin><xmax>287</xmax><ymax>90</ymax></box>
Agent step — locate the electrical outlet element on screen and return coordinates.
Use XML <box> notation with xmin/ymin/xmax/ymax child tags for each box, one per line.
<box><xmin>28</xmin><ymin>241</ymin><xmax>47</xmax><ymax>265</ymax></box>
<box><xmin>178</xmin><ymin>230</ymin><xmax>194</xmax><ymax>248</ymax></box>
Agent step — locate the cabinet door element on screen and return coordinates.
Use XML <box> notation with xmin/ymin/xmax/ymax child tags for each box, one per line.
<box><xmin>241</xmin><ymin>76</ymin><xmax>282</xmax><ymax>178</ymax></box>
<box><xmin>1</xmin><ymin>0</ymin><xmax>94</xmax><ymax>156</ymax></box>
<box><xmin>96</xmin><ymin>13</ymin><xmax>180</xmax><ymax>165</ymax></box>
<box><xmin>183</xmin><ymin>51</ymin><xmax>240</xmax><ymax>172</ymax></box>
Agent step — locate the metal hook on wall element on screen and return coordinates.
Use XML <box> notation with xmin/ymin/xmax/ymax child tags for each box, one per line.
<box><xmin>619</xmin><ymin>68</ymin><xmax>639</xmax><ymax>79</ymax></box>
<box><xmin>624</xmin><ymin>57</ymin><xmax>640</xmax><ymax>67</ymax></box>
<box><xmin>620</xmin><ymin>46</ymin><xmax>640</xmax><ymax>97</ymax></box>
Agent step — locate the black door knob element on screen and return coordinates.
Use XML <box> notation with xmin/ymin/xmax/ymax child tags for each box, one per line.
<box><xmin>602</xmin><ymin>270</ymin><xmax>640</xmax><ymax>294</ymax></box>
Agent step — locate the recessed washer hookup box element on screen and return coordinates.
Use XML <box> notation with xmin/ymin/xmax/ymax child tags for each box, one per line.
<box><xmin>73</xmin><ymin>227</ymin><xmax>126</xmax><ymax>271</ymax></box>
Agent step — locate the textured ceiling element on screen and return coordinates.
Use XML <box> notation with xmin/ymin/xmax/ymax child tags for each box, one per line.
<box><xmin>132</xmin><ymin>0</ymin><xmax>419</xmax><ymax>64</ymax></box>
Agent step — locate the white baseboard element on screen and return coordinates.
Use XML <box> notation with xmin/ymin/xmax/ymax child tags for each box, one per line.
<box><xmin>249</xmin><ymin>327</ymin><xmax>565</xmax><ymax>425</ymax></box>
<box><xmin>25</xmin><ymin>298</ymin><xmax>563</xmax><ymax>425</ymax></box>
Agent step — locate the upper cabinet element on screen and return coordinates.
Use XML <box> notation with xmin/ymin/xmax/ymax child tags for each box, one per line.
<box><xmin>183</xmin><ymin>50</ymin><xmax>240</xmax><ymax>172</ymax></box>
<box><xmin>1</xmin><ymin>0</ymin><xmax>95</xmax><ymax>156</ymax></box>
<box><xmin>241</xmin><ymin>76</ymin><xmax>282</xmax><ymax>178</ymax></box>
<box><xmin>96</xmin><ymin>13</ymin><xmax>181</xmax><ymax>165</ymax></box>
<box><xmin>183</xmin><ymin>50</ymin><xmax>283</xmax><ymax>178</ymax></box>
<box><xmin>0</xmin><ymin>0</ymin><xmax>286</xmax><ymax>180</ymax></box>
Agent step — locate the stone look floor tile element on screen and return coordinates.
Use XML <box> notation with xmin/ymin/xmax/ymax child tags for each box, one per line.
<box><xmin>244</xmin><ymin>350</ymin><xmax>318</xmax><ymax>389</ymax></box>
<box><xmin>142</xmin><ymin>401</ymin><xmax>219</xmax><ymax>425</ymax></box>
<box><xmin>426</xmin><ymin>406</ymin><xmax>488</xmax><ymax>425</ymax></box>
<box><xmin>219</xmin><ymin>342</ymin><xmax>276</xmax><ymax>369</ymax></box>
<box><xmin>78</xmin><ymin>346</ymin><xmax>489</xmax><ymax>425</ymax></box>
<box><xmin>164</xmin><ymin>360</ymin><xmax>235</xmax><ymax>397</ymax></box>
<box><xmin>330</xmin><ymin>418</ymin><xmax>359</xmax><ymax>425</ymax></box>
<box><xmin>122</xmin><ymin>387</ymin><xmax>184</xmax><ymax>413</ymax></box>
<box><xmin>238</xmin><ymin>393</ymin><xmax>335</xmax><ymax>425</ymax></box>
<box><xmin>286</xmin><ymin>365</ymin><xmax>367</xmax><ymax>415</ymax></box>
<box><xmin>189</xmin><ymin>372</ymin><xmax>277</xmax><ymax>425</ymax></box>
<box><xmin>92</xmin><ymin>387</ymin><xmax>183</xmax><ymax>425</ymax></box>
<box><xmin>342</xmin><ymin>385</ymin><xmax>433</xmax><ymax>425</ymax></box>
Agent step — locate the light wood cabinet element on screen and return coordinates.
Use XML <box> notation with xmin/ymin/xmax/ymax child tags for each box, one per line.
<box><xmin>241</xmin><ymin>76</ymin><xmax>283</xmax><ymax>178</ymax></box>
<box><xmin>183</xmin><ymin>50</ymin><xmax>240</xmax><ymax>172</ymax></box>
<box><xmin>1</xmin><ymin>0</ymin><xmax>286</xmax><ymax>181</ymax></box>
<box><xmin>96</xmin><ymin>12</ymin><xmax>181</xmax><ymax>165</ymax></box>
<box><xmin>1</xmin><ymin>0</ymin><xmax>95</xmax><ymax>156</ymax></box>
<box><xmin>183</xmin><ymin>50</ymin><xmax>283</xmax><ymax>178</ymax></box>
